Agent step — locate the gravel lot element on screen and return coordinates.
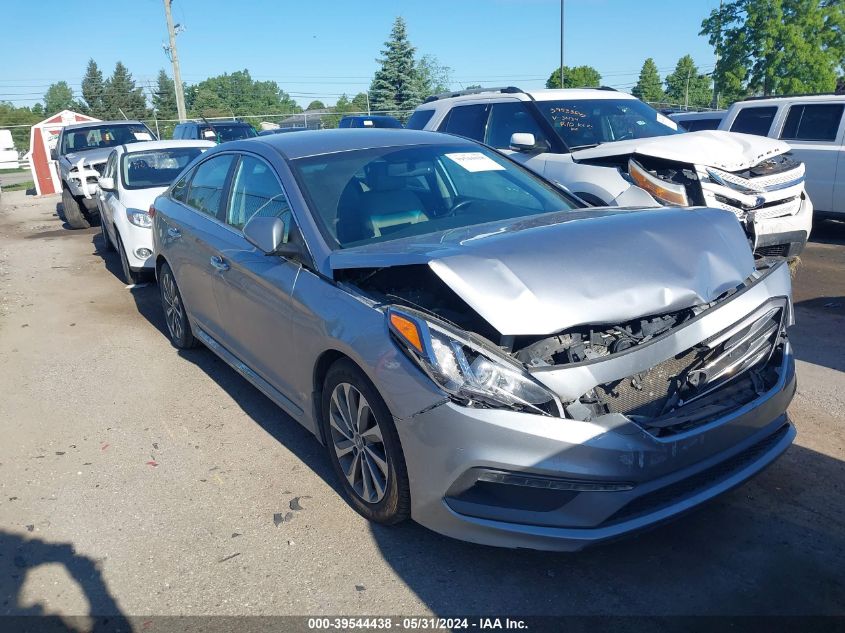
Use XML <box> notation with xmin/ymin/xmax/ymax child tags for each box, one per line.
<box><xmin>0</xmin><ymin>189</ymin><xmax>843</xmax><ymax>620</ymax></box>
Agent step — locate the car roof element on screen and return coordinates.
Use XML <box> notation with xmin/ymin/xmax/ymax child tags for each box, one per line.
<box><xmin>669</xmin><ymin>110</ymin><xmax>727</xmax><ymax>120</ymax></box>
<box><xmin>114</xmin><ymin>139</ymin><xmax>216</xmax><ymax>155</ymax></box>
<box><xmin>181</xmin><ymin>119</ymin><xmax>252</xmax><ymax>126</ymax></box>
<box><xmin>734</xmin><ymin>94</ymin><xmax>845</xmax><ymax>106</ymax></box>
<box><xmin>238</xmin><ymin>128</ymin><xmax>476</xmax><ymax>160</ymax></box>
<box><xmin>341</xmin><ymin>115</ymin><xmax>397</xmax><ymax>120</ymax></box>
<box><xmin>416</xmin><ymin>88</ymin><xmax>636</xmax><ymax>109</ymax></box>
<box><xmin>62</xmin><ymin>120</ymin><xmax>147</xmax><ymax>131</ymax></box>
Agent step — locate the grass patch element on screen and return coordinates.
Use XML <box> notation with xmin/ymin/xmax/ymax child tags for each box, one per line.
<box><xmin>2</xmin><ymin>180</ymin><xmax>34</xmax><ymax>192</ymax></box>
<box><xmin>0</xmin><ymin>167</ymin><xmax>28</xmax><ymax>173</ymax></box>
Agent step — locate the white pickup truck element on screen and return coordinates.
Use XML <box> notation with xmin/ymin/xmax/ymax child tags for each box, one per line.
<box><xmin>53</xmin><ymin>120</ymin><xmax>156</xmax><ymax>228</ymax></box>
<box><xmin>410</xmin><ymin>87</ymin><xmax>813</xmax><ymax>260</ymax></box>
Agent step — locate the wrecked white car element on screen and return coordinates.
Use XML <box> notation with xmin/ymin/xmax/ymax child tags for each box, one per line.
<box><xmin>153</xmin><ymin>130</ymin><xmax>796</xmax><ymax>551</ymax></box>
<box><xmin>410</xmin><ymin>87</ymin><xmax>812</xmax><ymax>260</ymax></box>
<box><xmin>53</xmin><ymin>121</ymin><xmax>156</xmax><ymax>228</ymax></box>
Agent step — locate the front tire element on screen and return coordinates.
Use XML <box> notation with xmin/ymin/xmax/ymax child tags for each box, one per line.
<box><xmin>62</xmin><ymin>187</ymin><xmax>90</xmax><ymax>229</ymax></box>
<box><xmin>116</xmin><ymin>236</ymin><xmax>144</xmax><ymax>285</ymax></box>
<box><xmin>158</xmin><ymin>262</ymin><xmax>197</xmax><ymax>349</ymax></box>
<box><xmin>100</xmin><ymin>218</ymin><xmax>115</xmax><ymax>252</ymax></box>
<box><xmin>320</xmin><ymin>360</ymin><xmax>410</xmax><ymax>525</ymax></box>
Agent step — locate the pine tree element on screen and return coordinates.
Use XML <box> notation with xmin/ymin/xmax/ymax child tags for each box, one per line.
<box><xmin>153</xmin><ymin>70</ymin><xmax>178</xmax><ymax>119</ymax></box>
<box><xmin>103</xmin><ymin>62</ymin><xmax>148</xmax><ymax>120</ymax></box>
<box><xmin>44</xmin><ymin>82</ymin><xmax>79</xmax><ymax>115</ymax></box>
<box><xmin>632</xmin><ymin>58</ymin><xmax>665</xmax><ymax>103</ymax></box>
<box><xmin>664</xmin><ymin>55</ymin><xmax>713</xmax><ymax>108</ymax></box>
<box><xmin>369</xmin><ymin>17</ymin><xmax>421</xmax><ymax>114</ymax></box>
<box><xmin>81</xmin><ymin>59</ymin><xmax>106</xmax><ymax>118</ymax></box>
<box><xmin>546</xmin><ymin>66</ymin><xmax>602</xmax><ymax>89</ymax></box>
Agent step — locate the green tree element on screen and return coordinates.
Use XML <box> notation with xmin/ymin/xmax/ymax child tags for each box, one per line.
<box><xmin>186</xmin><ymin>70</ymin><xmax>300</xmax><ymax>118</ymax></box>
<box><xmin>152</xmin><ymin>70</ymin><xmax>178</xmax><ymax>119</ymax></box>
<box><xmin>0</xmin><ymin>102</ymin><xmax>41</xmax><ymax>149</ymax></box>
<box><xmin>546</xmin><ymin>65</ymin><xmax>602</xmax><ymax>89</ymax></box>
<box><xmin>103</xmin><ymin>62</ymin><xmax>148</xmax><ymax>119</ymax></box>
<box><xmin>81</xmin><ymin>59</ymin><xmax>105</xmax><ymax>118</ymax></box>
<box><xmin>369</xmin><ymin>17</ymin><xmax>421</xmax><ymax>114</ymax></box>
<box><xmin>664</xmin><ymin>55</ymin><xmax>713</xmax><ymax>108</ymax></box>
<box><xmin>44</xmin><ymin>82</ymin><xmax>79</xmax><ymax>115</ymax></box>
<box><xmin>415</xmin><ymin>54</ymin><xmax>452</xmax><ymax>99</ymax></box>
<box><xmin>306</xmin><ymin>100</ymin><xmax>326</xmax><ymax>111</ymax></box>
<box><xmin>701</xmin><ymin>0</ymin><xmax>845</xmax><ymax>99</ymax></box>
<box><xmin>351</xmin><ymin>92</ymin><xmax>370</xmax><ymax>113</ymax></box>
<box><xmin>631</xmin><ymin>58</ymin><xmax>665</xmax><ymax>103</ymax></box>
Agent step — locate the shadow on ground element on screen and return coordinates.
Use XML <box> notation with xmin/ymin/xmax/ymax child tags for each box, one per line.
<box><xmin>0</xmin><ymin>530</ymin><xmax>130</xmax><ymax>631</ymax></box>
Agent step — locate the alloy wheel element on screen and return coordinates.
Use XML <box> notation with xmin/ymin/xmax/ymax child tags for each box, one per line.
<box><xmin>329</xmin><ymin>382</ymin><xmax>389</xmax><ymax>504</ymax></box>
<box><xmin>161</xmin><ymin>271</ymin><xmax>184</xmax><ymax>342</ymax></box>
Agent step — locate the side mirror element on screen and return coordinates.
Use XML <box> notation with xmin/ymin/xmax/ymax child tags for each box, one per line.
<box><xmin>50</xmin><ymin>147</ymin><xmax>58</xmax><ymax>161</ymax></box>
<box><xmin>243</xmin><ymin>215</ymin><xmax>304</xmax><ymax>261</ymax></box>
<box><xmin>98</xmin><ymin>177</ymin><xmax>115</xmax><ymax>191</ymax></box>
<box><xmin>510</xmin><ymin>132</ymin><xmax>539</xmax><ymax>152</ymax></box>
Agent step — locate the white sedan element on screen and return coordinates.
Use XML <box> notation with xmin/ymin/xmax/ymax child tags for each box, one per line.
<box><xmin>96</xmin><ymin>140</ymin><xmax>214</xmax><ymax>284</ymax></box>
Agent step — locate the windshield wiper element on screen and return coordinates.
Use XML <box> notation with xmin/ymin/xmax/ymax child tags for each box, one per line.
<box><xmin>568</xmin><ymin>143</ymin><xmax>600</xmax><ymax>151</ymax></box>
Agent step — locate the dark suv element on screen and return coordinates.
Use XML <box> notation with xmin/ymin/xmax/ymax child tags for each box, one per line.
<box><xmin>172</xmin><ymin>120</ymin><xmax>258</xmax><ymax>143</ymax></box>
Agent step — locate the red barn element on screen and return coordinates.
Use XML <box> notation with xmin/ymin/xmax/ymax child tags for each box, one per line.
<box><xmin>28</xmin><ymin>110</ymin><xmax>100</xmax><ymax>196</ymax></box>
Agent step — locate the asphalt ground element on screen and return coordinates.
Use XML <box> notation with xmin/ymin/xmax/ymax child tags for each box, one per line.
<box><xmin>0</xmin><ymin>190</ymin><xmax>843</xmax><ymax>625</ymax></box>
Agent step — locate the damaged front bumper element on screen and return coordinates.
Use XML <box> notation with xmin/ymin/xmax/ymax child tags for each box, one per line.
<box><xmin>66</xmin><ymin>157</ymin><xmax>105</xmax><ymax>200</ymax></box>
<box><xmin>396</xmin><ymin>262</ymin><xmax>796</xmax><ymax>551</ymax></box>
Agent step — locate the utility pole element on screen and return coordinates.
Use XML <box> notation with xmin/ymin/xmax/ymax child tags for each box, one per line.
<box><xmin>685</xmin><ymin>66</ymin><xmax>692</xmax><ymax>110</ymax></box>
<box><xmin>163</xmin><ymin>0</ymin><xmax>187</xmax><ymax>123</ymax></box>
<box><xmin>559</xmin><ymin>0</ymin><xmax>565</xmax><ymax>88</ymax></box>
<box><xmin>712</xmin><ymin>0</ymin><xmax>722</xmax><ymax>109</ymax></box>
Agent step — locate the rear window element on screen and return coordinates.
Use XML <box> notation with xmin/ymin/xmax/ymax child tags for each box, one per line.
<box><xmin>61</xmin><ymin>124</ymin><xmax>155</xmax><ymax>154</ymax></box>
<box><xmin>205</xmin><ymin>124</ymin><xmax>257</xmax><ymax>142</ymax></box>
<box><xmin>680</xmin><ymin>118</ymin><xmax>722</xmax><ymax>132</ymax></box>
<box><xmin>780</xmin><ymin>104</ymin><xmax>844</xmax><ymax>142</ymax></box>
<box><xmin>406</xmin><ymin>109</ymin><xmax>435</xmax><ymax>130</ymax></box>
<box><xmin>730</xmin><ymin>107</ymin><xmax>777</xmax><ymax>136</ymax></box>
<box><xmin>438</xmin><ymin>104</ymin><xmax>489</xmax><ymax>141</ymax></box>
<box><xmin>121</xmin><ymin>147</ymin><xmax>207</xmax><ymax>190</ymax></box>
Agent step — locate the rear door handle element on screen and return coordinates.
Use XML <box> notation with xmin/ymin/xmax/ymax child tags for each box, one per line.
<box><xmin>209</xmin><ymin>255</ymin><xmax>230</xmax><ymax>272</ymax></box>
<box><xmin>167</xmin><ymin>227</ymin><xmax>181</xmax><ymax>239</ymax></box>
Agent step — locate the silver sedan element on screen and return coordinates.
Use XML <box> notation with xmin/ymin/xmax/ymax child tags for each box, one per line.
<box><xmin>151</xmin><ymin>129</ymin><xmax>796</xmax><ymax>551</ymax></box>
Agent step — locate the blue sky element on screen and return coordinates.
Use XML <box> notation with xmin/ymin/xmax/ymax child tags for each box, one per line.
<box><xmin>1</xmin><ymin>0</ymin><xmax>721</xmax><ymax>109</ymax></box>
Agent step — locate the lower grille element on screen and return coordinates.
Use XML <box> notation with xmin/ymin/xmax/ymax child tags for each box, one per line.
<box><xmin>605</xmin><ymin>423</ymin><xmax>790</xmax><ymax>525</ymax></box>
<box><xmin>755</xmin><ymin>244</ymin><xmax>789</xmax><ymax>258</ymax></box>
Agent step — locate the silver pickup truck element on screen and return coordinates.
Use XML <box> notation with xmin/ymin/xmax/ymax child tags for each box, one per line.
<box><xmin>52</xmin><ymin>121</ymin><xmax>156</xmax><ymax>228</ymax></box>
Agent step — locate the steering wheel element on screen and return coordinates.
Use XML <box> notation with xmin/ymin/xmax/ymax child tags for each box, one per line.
<box><xmin>446</xmin><ymin>199</ymin><xmax>474</xmax><ymax>216</ymax></box>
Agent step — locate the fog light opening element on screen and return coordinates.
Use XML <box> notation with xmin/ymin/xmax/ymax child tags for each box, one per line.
<box><xmin>477</xmin><ymin>469</ymin><xmax>633</xmax><ymax>492</ymax></box>
<box><xmin>135</xmin><ymin>248</ymin><xmax>153</xmax><ymax>259</ymax></box>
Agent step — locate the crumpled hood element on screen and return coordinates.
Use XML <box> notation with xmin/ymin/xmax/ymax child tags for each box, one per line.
<box><xmin>331</xmin><ymin>207</ymin><xmax>756</xmax><ymax>336</ymax></box>
<box><xmin>62</xmin><ymin>147</ymin><xmax>113</xmax><ymax>167</ymax></box>
<box><xmin>572</xmin><ymin>130</ymin><xmax>790</xmax><ymax>172</ymax></box>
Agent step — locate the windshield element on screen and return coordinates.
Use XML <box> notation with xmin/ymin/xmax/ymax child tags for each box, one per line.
<box><xmin>206</xmin><ymin>124</ymin><xmax>257</xmax><ymax>142</ymax></box>
<box><xmin>121</xmin><ymin>147</ymin><xmax>207</xmax><ymax>190</ymax></box>
<box><xmin>536</xmin><ymin>99</ymin><xmax>679</xmax><ymax>149</ymax></box>
<box><xmin>61</xmin><ymin>124</ymin><xmax>155</xmax><ymax>154</ymax></box>
<box><xmin>292</xmin><ymin>144</ymin><xmax>580</xmax><ymax>249</ymax></box>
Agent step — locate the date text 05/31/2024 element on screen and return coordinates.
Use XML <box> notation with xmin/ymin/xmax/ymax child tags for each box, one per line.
<box><xmin>307</xmin><ymin>617</ymin><xmax>529</xmax><ymax>630</ymax></box>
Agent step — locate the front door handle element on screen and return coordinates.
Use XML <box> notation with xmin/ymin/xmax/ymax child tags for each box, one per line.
<box><xmin>167</xmin><ymin>227</ymin><xmax>181</xmax><ymax>239</ymax></box>
<box><xmin>209</xmin><ymin>255</ymin><xmax>230</xmax><ymax>272</ymax></box>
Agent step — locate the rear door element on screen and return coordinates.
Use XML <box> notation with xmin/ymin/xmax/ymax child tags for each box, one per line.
<box><xmin>777</xmin><ymin>102</ymin><xmax>845</xmax><ymax>214</ymax></box>
<box><xmin>157</xmin><ymin>153</ymin><xmax>237</xmax><ymax>340</ymax></box>
<box><xmin>210</xmin><ymin>152</ymin><xmax>302</xmax><ymax>407</ymax></box>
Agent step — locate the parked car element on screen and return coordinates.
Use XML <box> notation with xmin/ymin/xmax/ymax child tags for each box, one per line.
<box><xmin>53</xmin><ymin>121</ymin><xmax>157</xmax><ymax>229</ymax></box>
<box><xmin>719</xmin><ymin>94</ymin><xmax>845</xmax><ymax>221</ymax></box>
<box><xmin>669</xmin><ymin>110</ymin><xmax>727</xmax><ymax>132</ymax></box>
<box><xmin>338</xmin><ymin>115</ymin><xmax>403</xmax><ymax>128</ymax></box>
<box><xmin>151</xmin><ymin>129</ymin><xmax>796</xmax><ymax>551</ymax></box>
<box><xmin>96</xmin><ymin>140</ymin><xmax>214</xmax><ymax>283</ymax></box>
<box><xmin>409</xmin><ymin>87</ymin><xmax>813</xmax><ymax>260</ymax></box>
<box><xmin>172</xmin><ymin>119</ymin><xmax>258</xmax><ymax>143</ymax></box>
<box><xmin>258</xmin><ymin>127</ymin><xmax>308</xmax><ymax>136</ymax></box>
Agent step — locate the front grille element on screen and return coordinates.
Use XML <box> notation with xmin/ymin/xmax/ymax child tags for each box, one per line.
<box><xmin>755</xmin><ymin>244</ymin><xmax>789</xmax><ymax>258</ymax></box>
<box><xmin>91</xmin><ymin>162</ymin><xmax>106</xmax><ymax>175</ymax></box>
<box><xmin>591</xmin><ymin>306</ymin><xmax>785</xmax><ymax>437</ymax></box>
<box><xmin>605</xmin><ymin>423</ymin><xmax>790</xmax><ymax>525</ymax></box>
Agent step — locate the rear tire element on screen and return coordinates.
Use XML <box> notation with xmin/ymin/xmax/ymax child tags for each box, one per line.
<box><xmin>116</xmin><ymin>235</ymin><xmax>144</xmax><ymax>285</ymax></box>
<box><xmin>62</xmin><ymin>187</ymin><xmax>90</xmax><ymax>229</ymax></box>
<box><xmin>320</xmin><ymin>359</ymin><xmax>411</xmax><ymax>525</ymax></box>
<box><xmin>100</xmin><ymin>219</ymin><xmax>115</xmax><ymax>253</ymax></box>
<box><xmin>158</xmin><ymin>262</ymin><xmax>198</xmax><ymax>349</ymax></box>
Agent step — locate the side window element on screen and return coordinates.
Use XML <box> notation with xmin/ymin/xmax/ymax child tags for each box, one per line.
<box><xmin>438</xmin><ymin>104</ymin><xmax>490</xmax><ymax>141</ymax></box>
<box><xmin>172</xmin><ymin>125</ymin><xmax>183</xmax><ymax>140</ymax></box>
<box><xmin>406</xmin><ymin>109</ymin><xmax>435</xmax><ymax>130</ymax></box>
<box><xmin>780</xmin><ymin>104</ymin><xmax>844</xmax><ymax>142</ymax></box>
<box><xmin>486</xmin><ymin>102</ymin><xmax>549</xmax><ymax>149</ymax></box>
<box><xmin>171</xmin><ymin>170</ymin><xmax>191</xmax><ymax>203</ymax></box>
<box><xmin>186</xmin><ymin>154</ymin><xmax>235</xmax><ymax>217</ymax></box>
<box><xmin>730</xmin><ymin>106</ymin><xmax>777</xmax><ymax>136</ymax></box>
<box><xmin>226</xmin><ymin>155</ymin><xmax>291</xmax><ymax>230</ymax></box>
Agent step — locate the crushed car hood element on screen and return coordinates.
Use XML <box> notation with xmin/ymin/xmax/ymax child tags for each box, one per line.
<box><xmin>571</xmin><ymin>130</ymin><xmax>790</xmax><ymax>172</ymax></box>
<box><xmin>62</xmin><ymin>147</ymin><xmax>113</xmax><ymax>166</ymax></box>
<box><xmin>331</xmin><ymin>207</ymin><xmax>756</xmax><ymax>336</ymax></box>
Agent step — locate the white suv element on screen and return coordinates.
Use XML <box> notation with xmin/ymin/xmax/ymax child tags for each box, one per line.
<box><xmin>409</xmin><ymin>87</ymin><xmax>813</xmax><ymax>259</ymax></box>
<box><xmin>719</xmin><ymin>94</ymin><xmax>844</xmax><ymax>221</ymax></box>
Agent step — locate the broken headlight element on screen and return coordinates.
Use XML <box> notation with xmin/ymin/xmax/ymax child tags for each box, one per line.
<box><xmin>628</xmin><ymin>158</ymin><xmax>689</xmax><ymax>206</ymax></box>
<box><xmin>387</xmin><ymin>307</ymin><xmax>561</xmax><ymax>416</ymax></box>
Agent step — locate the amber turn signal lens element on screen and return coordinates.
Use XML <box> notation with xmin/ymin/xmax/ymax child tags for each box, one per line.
<box><xmin>389</xmin><ymin>313</ymin><xmax>424</xmax><ymax>353</ymax></box>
